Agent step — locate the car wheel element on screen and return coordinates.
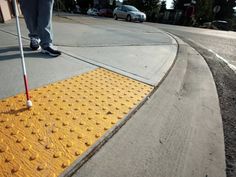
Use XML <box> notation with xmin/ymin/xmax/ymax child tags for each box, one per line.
<box><xmin>114</xmin><ymin>14</ymin><xmax>118</xmax><ymax>20</ymax></box>
<box><xmin>127</xmin><ymin>15</ymin><xmax>131</xmax><ymax>22</ymax></box>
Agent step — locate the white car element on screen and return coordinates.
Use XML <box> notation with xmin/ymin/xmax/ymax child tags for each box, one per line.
<box><xmin>87</xmin><ymin>8</ymin><xmax>98</xmax><ymax>16</ymax></box>
<box><xmin>113</xmin><ymin>5</ymin><xmax>146</xmax><ymax>22</ymax></box>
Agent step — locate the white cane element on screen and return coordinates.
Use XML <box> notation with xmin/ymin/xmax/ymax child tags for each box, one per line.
<box><xmin>13</xmin><ymin>0</ymin><xmax>32</xmax><ymax>108</ymax></box>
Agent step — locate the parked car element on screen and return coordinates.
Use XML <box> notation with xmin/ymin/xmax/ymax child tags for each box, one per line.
<box><xmin>113</xmin><ymin>5</ymin><xmax>146</xmax><ymax>22</ymax></box>
<box><xmin>202</xmin><ymin>20</ymin><xmax>229</xmax><ymax>31</ymax></box>
<box><xmin>87</xmin><ymin>8</ymin><xmax>98</xmax><ymax>16</ymax></box>
<box><xmin>212</xmin><ymin>20</ymin><xmax>230</xmax><ymax>31</ymax></box>
<box><xmin>98</xmin><ymin>8</ymin><xmax>113</xmax><ymax>17</ymax></box>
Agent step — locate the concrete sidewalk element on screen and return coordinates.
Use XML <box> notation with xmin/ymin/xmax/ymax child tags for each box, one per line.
<box><xmin>0</xmin><ymin>16</ymin><xmax>177</xmax><ymax>94</ymax></box>
<box><xmin>0</xmin><ymin>15</ymin><xmax>225</xmax><ymax>177</ymax></box>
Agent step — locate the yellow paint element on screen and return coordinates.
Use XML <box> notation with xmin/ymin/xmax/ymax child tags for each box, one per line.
<box><xmin>0</xmin><ymin>68</ymin><xmax>153</xmax><ymax>177</ymax></box>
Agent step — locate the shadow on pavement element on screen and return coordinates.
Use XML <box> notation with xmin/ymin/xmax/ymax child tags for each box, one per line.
<box><xmin>1</xmin><ymin>107</ymin><xmax>29</xmax><ymax>116</ymax></box>
<box><xmin>0</xmin><ymin>46</ymin><xmax>31</xmax><ymax>53</ymax></box>
<box><xmin>0</xmin><ymin>46</ymin><xmax>52</xmax><ymax>60</ymax></box>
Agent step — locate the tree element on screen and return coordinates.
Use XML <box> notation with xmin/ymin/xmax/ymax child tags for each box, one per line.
<box><xmin>112</xmin><ymin>0</ymin><xmax>116</xmax><ymax>9</ymax></box>
<box><xmin>195</xmin><ymin>0</ymin><xmax>214</xmax><ymax>22</ymax></box>
<box><xmin>214</xmin><ymin>0</ymin><xmax>236</xmax><ymax>20</ymax></box>
<box><xmin>173</xmin><ymin>0</ymin><xmax>213</xmax><ymax>25</ymax></box>
<box><xmin>160</xmin><ymin>0</ymin><xmax>166</xmax><ymax>12</ymax></box>
<box><xmin>173</xmin><ymin>0</ymin><xmax>236</xmax><ymax>20</ymax></box>
<box><xmin>173</xmin><ymin>0</ymin><xmax>189</xmax><ymax>10</ymax></box>
<box><xmin>124</xmin><ymin>0</ymin><xmax>161</xmax><ymax>12</ymax></box>
<box><xmin>124</xmin><ymin>0</ymin><xmax>145</xmax><ymax>11</ymax></box>
<box><xmin>144</xmin><ymin>1</ymin><xmax>159</xmax><ymax>11</ymax></box>
<box><xmin>172</xmin><ymin>0</ymin><xmax>177</xmax><ymax>9</ymax></box>
<box><xmin>77</xmin><ymin>0</ymin><xmax>93</xmax><ymax>9</ymax></box>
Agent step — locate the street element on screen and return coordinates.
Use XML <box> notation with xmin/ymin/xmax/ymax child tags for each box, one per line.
<box><xmin>147</xmin><ymin>23</ymin><xmax>236</xmax><ymax>69</ymax></box>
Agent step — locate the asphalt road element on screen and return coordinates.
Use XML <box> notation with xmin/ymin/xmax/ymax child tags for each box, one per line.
<box><xmin>147</xmin><ymin>23</ymin><xmax>236</xmax><ymax>70</ymax></box>
<box><xmin>147</xmin><ymin>23</ymin><xmax>236</xmax><ymax>177</ymax></box>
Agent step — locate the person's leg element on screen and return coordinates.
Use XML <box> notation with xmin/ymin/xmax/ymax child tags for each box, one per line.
<box><xmin>37</xmin><ymin>0</ymin><xmax>61</xmax><ymax>57</ymax></box>
<box><xmin>19</xmin><ymin>0</ymin><xmax>39</xmax><ymax>39</ymax></box>
<box><xmin>19</xmin><ymin>0</ymin><xmax>40</xmax><ymax>50</ymax></box>
<box><xmin>37</xmin><ymin>0</ymin><xmax>54</xmax><ymax>49</ymax></box>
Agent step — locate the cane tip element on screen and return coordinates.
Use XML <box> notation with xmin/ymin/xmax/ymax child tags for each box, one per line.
<box><xmin>27</xmin><ymin>100</ymin><xmax>33</xmax><ymax>108</ymax></box>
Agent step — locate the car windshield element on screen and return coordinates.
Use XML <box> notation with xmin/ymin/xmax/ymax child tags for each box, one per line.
<box><xmin>126</xmin><ymin>6</ymin><xmax>139</xmax><ymax>12</ymax></box>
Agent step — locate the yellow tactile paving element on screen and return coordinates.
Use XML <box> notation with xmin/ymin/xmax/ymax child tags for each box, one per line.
<box><xmin>0</xmin><ymin>68</ymin><xmax>153</xmax><ymax>177</ymax></box>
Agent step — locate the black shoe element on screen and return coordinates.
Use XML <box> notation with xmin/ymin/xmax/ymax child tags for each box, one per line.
<box><xmin>41</xmin><ymin>46</ymin><xmax>61</xmax><ymax>57</ymax></box>
<box><xmin>30</xmin><ymin>38</ymin><xmax>40</xmax><ymax>51</ymax></box>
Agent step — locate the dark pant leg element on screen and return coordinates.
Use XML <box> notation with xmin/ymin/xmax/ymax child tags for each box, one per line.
<box><xmin>19</xmin><ymin>0</ymin><xmax>39</xmax><ymax>39</ymax></box>
<box><xmin>37</xmin><ymin>0</ymin><xmax>54</xmax><ymax>48</ymax></box>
